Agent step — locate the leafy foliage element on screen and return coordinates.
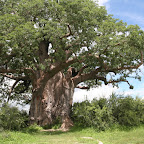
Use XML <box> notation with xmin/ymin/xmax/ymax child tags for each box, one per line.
<box><xmin>25</xmin><ymin>123</ymin><xmax>43</xmax><ymax>133</ymax></box>
<box><xmin>110</xmin><ymin>94</ymin><xmax>144</xmax><ymax>126</ymax></box>
<box><xmin>0</xmin><ymin>0</ymin><xmax>144</xmax><ymax>128</ymax></box>
<box><xmin>0</xmin><ymin>0</ymin><xmax>144</xmax><ymax>102</ymax></box>
<box><xmin>0</xmin><ymin>104</ymin><xmax>28</xmax><ymax>131</ymax></box>
<box><xmin>72</xmin><ymin>99</ymin><xmax>114</xmax><ymax>131</ymax></box>
<box><xmin>72</xmin><ymin>94</ymin><xmax>144</xmax><ymax>130</ymax></box>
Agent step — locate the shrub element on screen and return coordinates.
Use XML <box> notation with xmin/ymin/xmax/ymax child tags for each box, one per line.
<box><xmin>134</xmin><ymin>97</ymin><xmax>144</xmax><ymax>124</ymax></box>
<box><xmin>72</xmin><ymin>99</ymin><xmax>114</xmax><ymax>131</ymax></box>
<box><xmin>110</xmin><ymin>95</ymin><xmax>144</xmax><ymax>126</ymax></box>
<box><xmin>72</xmin><ymin>94</ymin><xmax>144</xmax><ymax>130</ymax></box>
<box><xmin>0</xmin><ymin>104</ymin><xmax>28</xmax><ymax>131</ymax></box>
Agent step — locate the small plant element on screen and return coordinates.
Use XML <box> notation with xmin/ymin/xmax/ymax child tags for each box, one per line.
<box><xmin>42</xmin><ymin>117</ymin><xmax>61</xmax><ymax>130</ymax></box>
<box><xmin>0</xmin><ymin>131</ymin><xmax>14</xmax><ymax>143</ymax></box>
<box><xmin>26</xmin><ymin>124</ymin><xmax>43</xmax><ymax>133</ymax></box>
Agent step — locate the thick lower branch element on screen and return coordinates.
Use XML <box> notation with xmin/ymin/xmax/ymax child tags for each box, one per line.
<box><xmin>76</xmin><ymin>85</ymin><xmax>89</xmax><ymax>89</ymax></box>
<box><xmin>45</xmin><ymin>57</ymin><xmax>78</xmax><ymax>81</ymax></box>
<box><xmin>0</xmin><ymin>68</ymin><xmax>16</xmax><ymax>73</ymax></box>
<box><xmin>1</xmin><ymin>73</ymin><xmax>30</xmax><ymax>81</ymax></box>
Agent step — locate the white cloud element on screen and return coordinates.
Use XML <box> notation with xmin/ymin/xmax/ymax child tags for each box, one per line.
<box><xmin>93</xmin><ymin>0</ymin><xmax>110</xmax><ymax>9</ymax></box>
<box><xmin>73</xmin><ymin>84</ymin><xmax>118</xmax><ymax>103</ymax></box>
<box><xmin>96</xmin><ymin>0</ymin><xmax>110</xmax><ymax>10</ymax></box>
<box><xmin>97</xmin><ymin>0</ymin><xmax>109</xmax><ymax>6</ymax></box>
<box><xmin>116</xmin><ymin>12</ymin><xmax>144</xmax><ymax>28</ymax></box>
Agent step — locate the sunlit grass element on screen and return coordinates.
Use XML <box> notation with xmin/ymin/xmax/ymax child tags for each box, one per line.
<box><xmin>0</xmin><ymin>125</ymin><xmax>144</xmax><ymax>144</ymax></box>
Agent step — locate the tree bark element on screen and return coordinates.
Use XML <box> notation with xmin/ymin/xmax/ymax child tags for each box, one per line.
<box><xmin>29</xmin><ymin>71</ymin><xmax>74</xmax><ymax>130</ymax></box>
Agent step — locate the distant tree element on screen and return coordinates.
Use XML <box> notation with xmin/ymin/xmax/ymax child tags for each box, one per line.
<box><xmin>0</xmin><ymin>0</ymin><xmax>144</xmax><ymax>130</ymax></box>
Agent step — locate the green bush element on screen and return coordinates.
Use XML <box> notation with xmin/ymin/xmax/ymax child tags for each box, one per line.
<box><xmin>0</xmin><ymin>104</ymin><xmax>28</xmax><ymax>131</ymax></box>
<box><xmin>72</xmin><ymin>99</ymin><xmax>114</xmax><ymax>131</ymax></box>
<box><xmin>72</xmin><ymin>94</ymin><xmax>144</xmax><ymax>130</ymax></box>
<box><xmin>134</xmin><ymin>97</ymin><xmax>144</xmax><ymax>124</ymax></box>
<box><xmin>111</xmin><ymin>95</ymin><xmax>144</xmax><ymax>126</ymax></box>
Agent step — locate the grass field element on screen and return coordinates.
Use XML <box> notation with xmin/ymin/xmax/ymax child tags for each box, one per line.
<box><xmin>0</xmin><ymin>125</ymin><xmax>144</xmax><ymax>144</ymax></box>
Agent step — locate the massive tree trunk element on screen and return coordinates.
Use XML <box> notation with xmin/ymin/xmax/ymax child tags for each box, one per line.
<box><xmin>29</xmin><ymin>40</ymin><xmax>79</xmax><ymax>130</ymax></box>
<box><xmin>29</xmin><ymin>71</ymin><xmax>74</xmax><ymax>130</ymax></box>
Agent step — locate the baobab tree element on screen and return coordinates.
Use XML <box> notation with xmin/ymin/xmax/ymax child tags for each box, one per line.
<box><xmin>0</xmin><ymin>0</ymin><xmax>144</xmax><ymax>130</ymax></box>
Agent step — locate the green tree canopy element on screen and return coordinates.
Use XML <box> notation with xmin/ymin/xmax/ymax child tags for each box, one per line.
<box><xmin>0</xmin><ymin>0</ymin><xmax>144</xmax><ymax>102</ymax></box>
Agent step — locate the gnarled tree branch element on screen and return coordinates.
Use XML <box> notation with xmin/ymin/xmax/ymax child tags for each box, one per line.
<box><xmin>108</xmin><ymin>79</ymin><xmax>133</xmax><ymax>89</ymax></box>
<box><xmin>60</xmin><ymin>24</ymin><xmax>73</xmax><ymax>39</ymax></box>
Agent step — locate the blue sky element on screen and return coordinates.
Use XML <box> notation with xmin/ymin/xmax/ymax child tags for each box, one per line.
<box><xmin>106</xmin><ymin>0</ymin><xmax>144</xmax><ymax>30</ymax></box>
<box><xmin>73</xmin><ymin>0</ymin><xmax>144</xmax><ymax>102</ymax></box>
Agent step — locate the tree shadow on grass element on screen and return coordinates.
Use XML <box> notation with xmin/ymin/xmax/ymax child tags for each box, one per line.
<box><xmin>39</xmin><ymin>125</ymin><xmax>85</xmax><ymax>135</ymax></box>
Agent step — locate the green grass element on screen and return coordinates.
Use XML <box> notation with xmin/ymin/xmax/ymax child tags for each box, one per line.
<box><xmin>0</xmin><ymin>125</ymin><xmax>144</xmax><ymax>144</ymax></box>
